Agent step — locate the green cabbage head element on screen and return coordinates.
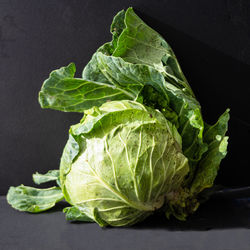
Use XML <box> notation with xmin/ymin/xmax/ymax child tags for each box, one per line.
<box><xmin>60</xmin><ymin>100</ymin><xmax>189</xmax><ymax>226</ymax></box>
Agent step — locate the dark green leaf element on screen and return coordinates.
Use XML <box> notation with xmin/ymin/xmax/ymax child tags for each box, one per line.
<box><xmin>83</xmin><ymin>52</ymin><xmax>172</xmax><ymax>102</ymax></box>
<box><xmin>39</xmin><ymin>63</ymin><xmax>133</xmax><ymax>112</ymax></box>
<box><xmin>191</xmin><ymin>109</ymin><xmax>230</xmax><ymax>194</ymax></box>
<box><xmin>110</xmin><ymin>9</ymin><xmax>126</xmax><ymax>52</ymax></box>
<box><xmin>111</xmin><ymin>7</ymin><xmax>194</xmax><ymax>97</ymax></box>
<box><xmin>164</xmin><ymin>83</ymin><xmax>208</xmax><ymax>166</ymax></box>
<box><xmin>96</xmin><ymin>10</ymin><xmax>126</xmax><ymax>55</ymax></box>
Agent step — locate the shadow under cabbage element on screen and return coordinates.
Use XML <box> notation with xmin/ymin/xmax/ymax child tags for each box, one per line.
<box><xmin>129</xmin><ymin>198</ymin><xmax>250</xmax><ymax>230</ymax></box>
<box><xmin>44</xmin><ymin>198</ymin><xmax>250</xmax><ymax>230</ymax></box>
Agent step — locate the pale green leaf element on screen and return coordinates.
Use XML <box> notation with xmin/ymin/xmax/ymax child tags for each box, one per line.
<box><xmin>63</xmin><ymin>206</ymin><xmax>94</xmax><ymax>222</ymax></box>
<box><xmin>33</xmin><ymin>170</ymin><xmax>60</xmax><ymax>187</ymax></box>
<box><xmin>7</xmin><ymin>185</ymin><xmax>64</xmax><ymax>213</ymax></box>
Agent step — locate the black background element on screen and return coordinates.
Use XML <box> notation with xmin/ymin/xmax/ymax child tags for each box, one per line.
<box><xmin>1</xmin><ymin>0</ymin><xmax>250</xmax><ymax>195</ymax></box>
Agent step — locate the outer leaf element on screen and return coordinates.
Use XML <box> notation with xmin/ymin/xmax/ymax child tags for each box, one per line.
<box><xmin>33</xmin><ymin>170</ymin><xmax>60</xmax><ymax>187</ymax></box>
<box><xmin>96</xmin><ymin>10</ymin><xmax>126</xmax><ymax>55</ymax></box>
<box><xmin>39</xmin><ymin>63</ymin><xmax>134</xmax><ymax>112</ymax></box>
<box><xmin>63</xmin><ymin>206</ymin><xmax>94</xmax><ymax>222</ymax></box>
<box><xmin>110</xmin><ymin>9</ymin><xmax>126</xmax><ymax>52</ymax></box>
<box><xmin>191</xmin><ymin>109</ymin><xmax>230</xmax><ymax>194</ymax></box>
<box><xmin>93</xmin><ymin>208</ymin><xmax>109</xmax><ymax>227</ymax></box>
<box><xmin>7</xmin><ymin>185</ymin><xmax>64</xmax><ymax>213</ymax></box>
<box><xmin>59</xmin><ymin>133</ymin><xmax>82</xmax><ymax>204</ymax></box>
<box><xmin>163</xmin><ymin>105</ymin><xmax>229</xmax><ymax>222</ymax></box>
<box><xmin>165</xmin><ymin>83</ymin><xmax>208</xmax><ymax>167</ymax></box>
<box><xmin>83</xmin><ymin>52</ymin><xmax>171</xmax><ymax>102</ymax></box>
<box><xmin>111</xmin><ymin>7</ymin><xmax>194</xmax><ymax>97</ymax></box>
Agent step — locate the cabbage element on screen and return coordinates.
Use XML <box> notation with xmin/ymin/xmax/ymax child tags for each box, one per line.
<box><xmin>60</xmin><ymin>100</ymin><xmax>189</xmax><ymax>226</ymax></box>
<box><xmin>7</xmin><ymin>7</ymin><xmax>229</xmax><ymax>227</ymax></box>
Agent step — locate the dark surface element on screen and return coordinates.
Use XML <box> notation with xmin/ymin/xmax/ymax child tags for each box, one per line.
<box><xmin>0</xmin><ymin>1</ymin><xmax>250</xmax><ymax>191</ymax></box>
<box><xmin>1</xmin><ymin>196</ymin><xmax>249</xmax><ymax>250</ymax></box>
